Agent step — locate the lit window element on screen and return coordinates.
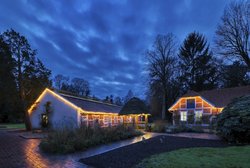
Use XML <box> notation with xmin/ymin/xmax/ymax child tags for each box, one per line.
<box><xmin>180</xmin><ymin>111</ymin><xmax>187</xmax><ymax>121</ymax></box>
<box><xmin>187</xmin><ymin>99</ymin><xmax>195</xmax><ymax>109</ymax></box>
<box><xmin>114</xmin><ymin>116</ymin><xmax>118</xmax><ymax>124</ymax></box>
<box><xmin>81</xmin><ymin>115</ymin><xmax>88</xmax><ymax>125</ymax></box>
<box><xmin>104</xmin><ymin>116</ymin><xmax>112</xmax><ymax>124</ymax></box>
<box><xmin>195</xmin><ymin>111</ymin><xmax>202</xmax><ymax>121</ymax></box>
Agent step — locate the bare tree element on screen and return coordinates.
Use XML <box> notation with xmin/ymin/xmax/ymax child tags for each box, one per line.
<box><xmin>215</xmin><ymin>0</ymin><xmax>250</xmax><ymax>68</ymax></box>
<box><xmin>146</xmin><ymin>34</ymin><xmax>177</xmax><ymax>120</ymax></box>
<box><xmin>71</xmin><ymin>78</ymin><xmax>90</xmax><ymax>97</ymax></box>
<box><xmin>54</xmin><ymin>74</ymin><xmax>69</xmax><ymax>90</ymax></box>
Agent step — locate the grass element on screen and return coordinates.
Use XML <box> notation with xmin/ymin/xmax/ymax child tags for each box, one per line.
<box><xmin>0</xmin><ymin>123</ymin><xmax>25</xmax><ymax>129</ymax></box>
<box><xmin>136</xmin><ymin>146</ymin><xmax>250</xmax><ymax>168</ymax></box>
<box><xmin>40</xmin><ymin>124</ymin><xmax>143</xmax><ymax>154</ymax></box>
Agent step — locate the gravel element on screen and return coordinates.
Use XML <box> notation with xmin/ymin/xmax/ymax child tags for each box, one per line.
<box><xmin>79</xmin><ymin>135</ymin><xmax>230</xmax><ymax>168</ymax></box>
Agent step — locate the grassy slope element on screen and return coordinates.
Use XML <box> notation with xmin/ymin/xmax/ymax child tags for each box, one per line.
<box><xmin>136</xmin><ymin>146</ymin><xmax>250</xmax><ymax>168</ymax></box>
<box><xmin>0</xmin><ymin>123</ymin><xmax>25</xmax><ymax>129</ymax></box>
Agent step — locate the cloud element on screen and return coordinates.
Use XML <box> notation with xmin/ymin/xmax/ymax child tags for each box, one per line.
<box><xmin>0</xmin><ymin>0</ymin><xmax>229</xmax><ymax>99</ymax></box>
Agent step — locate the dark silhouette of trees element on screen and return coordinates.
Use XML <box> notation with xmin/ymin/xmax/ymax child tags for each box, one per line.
<box><xmin>221</xmin><ymin>61</ymin><xmax>250</xmax><ymax>87</ymax></box>
<box><xmin>146</xmin><ymin>34</ymin><xmax>178</xmax><ymax>120</ymax></box>
<box><xmin>54</xmin><ymin>74</ymin><xmax>69</xmax><ymax>90</ymax></box>
<box><xmin>1</xmin><ymin>29</ymin><xmax>51</xmax><ymax>130</ymax></box>
<box><xmin>215</xmin><ymin>1</ymin><xmax>250</xmax><ymax>68</ymax></box>
<box><xmin>179</xmin><ymin>32</ymin><xmax>219</xmax><ymax>92</ymax></box>
<box><xmin>123</xmin><ymin>89</ymin><xmax>134</xmax><ymax>104</ymax></box>
<box><xmin>55</xmin><ymin>74</ymin><xmax>91</xmax><ymax>97</ymax></box>
<box><xmin>0</xmin><ymin>37</ymin><xmax>20</xmax><ymax>122</ymax></box>
<box><xmin>114</xmin><ymin>96</ymin><xmax>123</xmax><ymax>106</ymax></box>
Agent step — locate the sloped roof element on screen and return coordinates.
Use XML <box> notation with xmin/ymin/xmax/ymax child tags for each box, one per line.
<box><xmin>60</xmin><ymin>93</ymin><xmax>122</xmax><ymax>114</ymax></box>
<box><xmin>182</xmin><ymin>85</ymin><xmax>250</xmax><ymax>107</ymax></box>
<box><xmin>119</xmin><ymin>97</ymin><xmax>149</xmax><ymax>115</ymax></box>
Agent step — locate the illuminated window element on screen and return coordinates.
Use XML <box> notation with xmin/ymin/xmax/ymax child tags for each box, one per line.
<box><xmin>81</xmin><ymin>115</ymin><xmax>88</xmax><ymax>125</ymax></box>
<box><xmin>114</xmin><ymin>116</ymin><xmax>118</xmax><ymax>124</ymax></box>
<box><xmin>195</xmin><ymin>111</ymin><xmax>202</xmax><ymax>121</ymax></box>
<box><xmin>41</xmin><ymin>114</ymin><xmax>49</xmax><ymax>128</ymax></box>
<box><xmin>138</xmin><ymin>115</ymin><xmax>145</xmax><ymax>122</ymax></box>
<box><xmin>180</xmin><ymin>111</ymin><xmax>187</xmax><ymax>121</ymax></box>
<box><xmin>119</xmin><ymin>117</ymin><xmax>123</xmax><ymax>123</ymax></box>
<box><xmin>187</xmin><ymin>99</ymin><xmax>195</xmax><ymax>109</ymax></box>
<box><xmin>104</xmin><ymin>116</ymin><xmax>112</xmax><ymax>125</ymax></box>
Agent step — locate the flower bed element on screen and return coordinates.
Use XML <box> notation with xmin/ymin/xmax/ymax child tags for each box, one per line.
<box><xmin>39</xmin><ymin>124</ymin><xmax>142</xmax><ymax>154</ymax></box>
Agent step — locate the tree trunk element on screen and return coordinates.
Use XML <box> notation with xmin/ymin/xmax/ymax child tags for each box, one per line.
<box><xmin>161</xmin><ymin>90</ymin><xmax>166</xmax><ymax>120</ymax></box>
<box><xmin>17</xmin><ymin>48</ymin><xmax>32</xmax><ymax>131</ymax></box>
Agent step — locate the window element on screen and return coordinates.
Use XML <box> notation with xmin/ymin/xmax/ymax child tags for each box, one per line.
<box><xmin>180</xmin><ymin>111</ymin><xmax>187</xmax><ymax>121</ymax></box>
<box><xmin>138</xmin><ymin>115</ymin><xmax>145</xmax><ymax>122</ymax></box>
<box><xmin>119</xmin><ymin>117</ymin><xmax>123</xmax><ymax>123</ymax></box>
<box><xmin>187</xmin><ymin>99</ymin><xmax>195</xmax><ymax>109</ymax></box>
<box><xmin>81</xmin><ymin>115</ymin><xmax>88</xmax><ymax>125</ymax></box>
<box><xmin>41</xmin><ymin>114</ymin><xmax>49</xmax><ymax>127</ymax></box>
<box><xmin>104</xmin><ymin>116</ymin><xmax>112</xmax><ymax>125</ymax></box>
<box><xmin>114</xmin><ymin>116</ymin><xmax>118</xmax><ymax>124</ymax></box>
<box><xmin>195</xmin><ymin>111</ymin><xmax>202</xmax><ymax>122</ymax></box>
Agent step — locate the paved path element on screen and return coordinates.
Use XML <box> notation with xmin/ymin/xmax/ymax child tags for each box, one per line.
<box><xmin>0</xmin><ymin>130</ymin><xmax>157</xmax><ymax>168</ymax></box>
<box><xmin>164</xmin><ymin>132</ymin><xmax>221</xmax><ymax>140</ymax></box>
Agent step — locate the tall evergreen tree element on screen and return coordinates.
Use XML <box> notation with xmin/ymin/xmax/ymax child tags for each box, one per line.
<box><xmin>179</xmin><ymin>32</ymin><xmax>218</xmax><ymax>92</ymax></box>
<box><xmin>0</xmin><ymin>37</ymin><xmax>20</xmax><ymax>122</ymax></box>
<box><xmin>1</xmin><ymin>29</ymin><xmax>51</xmax><ymax>130</ymax></box>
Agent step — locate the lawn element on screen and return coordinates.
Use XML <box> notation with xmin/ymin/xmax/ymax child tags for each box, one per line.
<box><xmin>136</xmin><ymin>146</ymin><xmax>250</xmax><ymax>168</ymax></box>
<box><xmin>0</xmin><ymin>123</ymin><xmax>25</xmax><ymax>129</ymax></box>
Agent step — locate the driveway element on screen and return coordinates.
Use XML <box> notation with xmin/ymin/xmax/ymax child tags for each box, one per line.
<box><xmin>0</xmin><ymin>130</ymin><xmax>157</xmax><ymax>168</ymax></box>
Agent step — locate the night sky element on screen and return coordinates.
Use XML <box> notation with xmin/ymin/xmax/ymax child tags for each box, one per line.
<box><xmin>0</xmin><ymin>0</ymin><xmax>229</xmax><ymax>99</ymax></box>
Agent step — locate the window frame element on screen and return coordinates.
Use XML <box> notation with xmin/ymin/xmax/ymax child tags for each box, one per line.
<box><xmin>180</xmin><ymin>111</ymin><xmax>187</xmax><ymax>121</ymax></box>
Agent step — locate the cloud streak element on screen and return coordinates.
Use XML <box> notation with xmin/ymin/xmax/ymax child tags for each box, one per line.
<box><xmin>0</xmin><ymin>0</ymin><xmax>228</xmax><ymax>98</ymax></box>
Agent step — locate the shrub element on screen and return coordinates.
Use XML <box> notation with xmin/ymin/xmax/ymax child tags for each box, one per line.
<box><xmin>216</xmin><ymin>95</ymin><xmax>250</xmax><ymax>143</ymax></box>
<box><xmin>151</xmin><ymin>120</ymin><xmax>169</xmax><ymax>132</ymax></box>
<box><xmin>166</xmin><ymin>125</ymin><xmax>204</xmax><ymax>134</ymax></box>
<box><xmin>39</xmin><ymin>124</ymin><xmax>142</xmax><ymax>154</ymax></box>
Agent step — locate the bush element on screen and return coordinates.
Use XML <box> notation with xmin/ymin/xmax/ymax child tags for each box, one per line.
<box><xmin>151</xmin><ymin>120</ymin><xmax>169</xmax><ymax>132</ymax></box>
<box><xmin>166</xmin><ymin>125</ymin><xmax>204</xmax><ymax>134</ymax></box>
<box><xmin>216</xmin><ymin>95</ymin><xmax>250</xmax><ymax>143</ymax></box>
<box><xmin>39</xmin><ymin>124</ymin><xmax>143</xmax><ymax>154</ymax></box>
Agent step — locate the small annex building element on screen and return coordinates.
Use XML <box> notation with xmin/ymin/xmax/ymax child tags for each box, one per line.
<box><xmin>28</xmin><ymin>88</ymin><xmax>149</xmax><ymax>129</ymax></box>
<box><xmin>119</xmin><ymin>97</ymin><xmax>150</xmax><ymax>128</ymax></box>
<box><xmin>168</xmin><ymin>85</ymin><xmax>250</xmax><ymax>126</ymax></box>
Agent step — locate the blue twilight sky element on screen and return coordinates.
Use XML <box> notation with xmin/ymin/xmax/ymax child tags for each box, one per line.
<box><xmin>0</xmin><ymin>0</ymin><xmax>229</xmax><ymax>99</ymax></box>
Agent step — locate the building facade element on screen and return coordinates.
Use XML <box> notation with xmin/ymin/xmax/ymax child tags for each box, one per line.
<box><xmin>28</xmin><ymin>88</ymin><xmax>149</xmax><ymax>129</ymax></box>
<box><xmin>168</xmin><ymin>86</ymin><xmax>250</xmax><ymax>126</ymax></box>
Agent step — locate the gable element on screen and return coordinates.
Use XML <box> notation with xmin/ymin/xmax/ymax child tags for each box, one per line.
<box><xmin>168</xmin><ymin>96</ymin><xmax>215</xmax><ymax>111</ymax></box>
<box><xmin>28</xmin><ymin>88</ymin><xmax>79</xmax><ymax>114</ymax></box>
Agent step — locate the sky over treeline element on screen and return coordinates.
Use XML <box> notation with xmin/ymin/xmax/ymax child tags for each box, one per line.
<box><xmin>0</xmin><ymin>0</ymin><xmax>229</xmax><ymax>98</ymax></box>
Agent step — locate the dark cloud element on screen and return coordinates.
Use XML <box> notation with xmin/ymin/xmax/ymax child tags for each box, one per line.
<box><xmin>0</xmin><ymin>0</ymin><xmax>229</xmax><ymax>99</ymax></box>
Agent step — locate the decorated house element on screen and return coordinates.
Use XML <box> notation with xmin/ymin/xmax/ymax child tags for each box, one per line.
<box><xmin>168</xmin><ymin>85</ymin><xmax>250</xmax><ymax>126</ymax></box>
<box><xmin>119</xmin><ymin>97</ymin><xmax>150</xmax><ymax>128</ymax></box>
<box><xmin>28</xmin><ymin>88</ymin><xmax>149</xmax><ymax>129</ymax></box>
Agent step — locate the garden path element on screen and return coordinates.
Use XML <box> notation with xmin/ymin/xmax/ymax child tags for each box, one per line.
<box><xmin>0</xmin><ymin>130</ymin><xmax>157</xmax><ymax>168</ymax></box>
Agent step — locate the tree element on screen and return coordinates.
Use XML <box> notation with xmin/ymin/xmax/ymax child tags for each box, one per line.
<box><xmin>0</xmin><ymin>37</ymin><xmax>20</xmax><ymax>122</ymax></box>
<box><xmin>146</xmin><ymin>34</ymin><xmax>177</xmax><ymax>120</ymax></box>
<box><xmin>221</xmin><ymin>61</ymin><xmax>250</xmax><ymax>87</ymax></box>
<box><xmin>1</xmin><ymin>29</ymin><xmax>51</xmax><ymax>130</ymax></box>
<box><xmin>216</xmin><ymin>95</ymin><xmax>250</xmax><ymax>143</ymax></box>
<box><xmin>179</xmin><ymin>32</ymin><xmax>218</xmax><ymax>92</ymax></box>
<box><xmin>114</xmin><ymin>96</ymin><xmax>123</xmax><ymax>106</ymax></box>
<box><xmin>54</xmin><ymin>74</ymin><xmax>69</xmax><ymax>90</ymax></box>
<box><xmin>123</xmin><ymin>90</ymin><xmax>134</xmax><ymax>104</ymax></box>
<box><xmin>215</xmin><ymin>0</ymin><xmax>250</xmax><ymax>68</ymax></box>
<box><xmin>71</xmin><ymin>78</ymin><xmax>90</xmax><ymax>97</ymax></box>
